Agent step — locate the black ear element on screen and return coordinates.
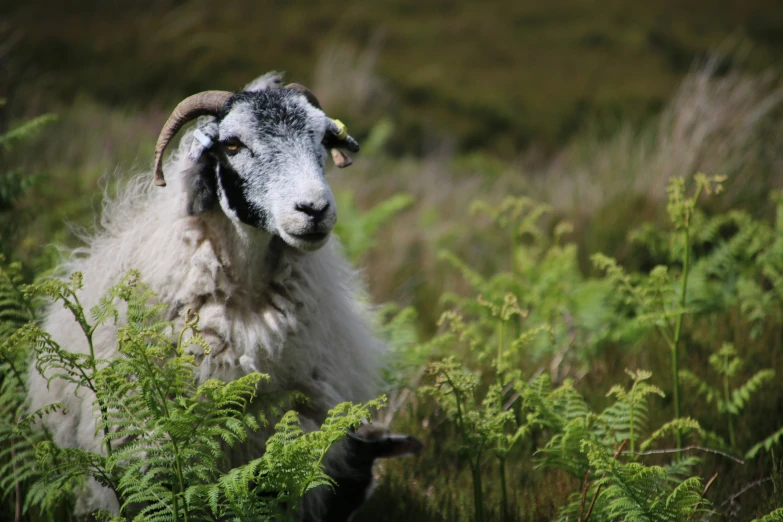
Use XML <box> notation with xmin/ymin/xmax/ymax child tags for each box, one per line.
<box><xmin>184</xmin><ymin>154</ymin><xmax>218</xmax><ymax>215</ymax></box>
<box><xmin>371</xmin><ymin>434</ymin><xmax>423</xmax><ymax>459</ymax></box>
<box><xmin>347</xmin><ymin>428</ymin><xmax>423</xmax><ymax>460</ymax></box>
<box><xmin>183</xmin><ymin>123</ymin><xmax>219</xmax><ymax>215</ymax></box>
<box><xmin>322</xmin><ymin>120</ymin><xmax>360</xmax><ymax>168</ymax></box>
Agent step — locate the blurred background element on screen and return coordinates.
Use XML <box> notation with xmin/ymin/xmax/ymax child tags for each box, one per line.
<box><xmin>3</xmin><ymin>1</ymin><xmax>783</xmax><ymax>520</ymax></box>
<box><xmin>3</xmin><ymin>0</ymin><xmax>783</xmax><ymax>284</ymax></box>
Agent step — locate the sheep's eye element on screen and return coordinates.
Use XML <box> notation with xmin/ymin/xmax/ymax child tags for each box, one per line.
<box><xmin>223</xmin><ymin>138</ymin><xmax>243</xmax><ymax>153</ymax></box>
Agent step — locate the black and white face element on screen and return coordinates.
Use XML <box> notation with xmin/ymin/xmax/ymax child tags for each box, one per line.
<box><xmin>207</xmin><ymin>89</ymin><xmax>337</xmax><ymax>252</ymax></box>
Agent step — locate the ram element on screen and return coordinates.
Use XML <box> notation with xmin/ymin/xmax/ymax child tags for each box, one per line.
<box><xmin>27</xmin><ymin>72</ymin><xmax>388</xmax><ymax>518</ymax></box>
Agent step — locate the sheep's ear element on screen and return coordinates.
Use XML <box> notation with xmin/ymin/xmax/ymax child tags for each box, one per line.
<box><xmin>323</xmin><ymin>119</ymin><xmax>360</xmax><ymax>168</ymax></box>
<box><xmin>372</xmin><ymin>434</ymin><xmax>423</xmax><ymax>459</ymax></box>
<box><xmin>347</xmin><ymin>429</ymin><xmax>423</xmax><ymax>459</ymax></box>
<box><xmin>184</xmin><ymin>123</ymin><xmax>219</xmax><ymax>215</ymax></box>
<box><xmin>243</xmin><ymin>71</ymin><xmax>284</xmax><ymax>93</ymax></box>
<box><xmin>187</xmin><ymin>121</ymin><xmax>218</xmax><ymax>161</ymax></box>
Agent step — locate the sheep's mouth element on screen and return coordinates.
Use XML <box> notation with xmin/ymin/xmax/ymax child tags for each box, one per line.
<box><xmin>289</xmin><ymin>231</ymin><xmax>329</xmax><ymax>242</ymax></box>
<box><xmin>279</xmin><ymin>229</ymin><xmax>331</xmax><ymax>252</ymax></box>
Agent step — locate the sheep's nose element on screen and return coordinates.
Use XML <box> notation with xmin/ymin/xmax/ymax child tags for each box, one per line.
<box><xmin>295</xmin><ymin>201</ymin><xmax>330</xmax><ymax>223</ymax></box>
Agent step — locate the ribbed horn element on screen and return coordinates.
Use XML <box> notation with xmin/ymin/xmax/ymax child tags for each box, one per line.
<box><xmin>285</xmin><ymin>83</ymin><xmax>322</xmax><ymax>109</ymax></box>
<box><xmin>153</xmin><ymin>91</ymin><xmax>233</xmax><ymax>187</ymax></box>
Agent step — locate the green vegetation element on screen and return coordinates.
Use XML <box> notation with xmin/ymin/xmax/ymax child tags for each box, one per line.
<box><xmin>365</xmin><ymin>172</ymin><xmax>783</xmax><ymax>521</ymax></box>
<box><xmin>0</xmin><ymin>266</ymin><xmax>382</xmax><ymax>522</ymax></box>
<box><xmin>4</xmin><ymin>74</ymin><xmax>783</xmax><ymax>519</ymax></box>
<box><xmin>4</xmin><ymin>3</ymin><xmax>783</xmax><ymax>518</ymax></box>
<box><xmin>0</xmin><ymin>104</ymin><xmax>57</xmax><ymax>275</ymax></box>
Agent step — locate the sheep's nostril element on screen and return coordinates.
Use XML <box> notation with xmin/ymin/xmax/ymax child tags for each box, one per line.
<box><xmin>295</xmin><ymin>201</ymin><xmax>330</xmax><ymax>222</ymax></box>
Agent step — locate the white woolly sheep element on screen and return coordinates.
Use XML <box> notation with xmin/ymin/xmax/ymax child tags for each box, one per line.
<box><xmin>27</xmin><ymin>72</ymin><xmax>387</xmax><ymax>518</ymax></box>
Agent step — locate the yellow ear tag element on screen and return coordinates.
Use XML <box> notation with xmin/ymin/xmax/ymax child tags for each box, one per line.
<box><xmin>333</xmin><ymin>119</ymin><xmax>348</xmax><ymax>140</ymax></box>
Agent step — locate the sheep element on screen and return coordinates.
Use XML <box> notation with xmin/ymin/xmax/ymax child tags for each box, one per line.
<box><xmin>27</xmin><ymin>72</ymin><xmax>388</xmax><ymax>518</ymax></box>
<box><xmin>311</xmin><ymin>422</ymin><xmax>423</xmax><ymax>522</ymax></box>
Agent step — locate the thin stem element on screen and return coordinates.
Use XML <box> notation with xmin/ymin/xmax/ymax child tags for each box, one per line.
<box><xmin>496</xmin><ymin>320</ymin><xmax>508</xmax><ymax>522</ymax></box>
<box><xmin>442</xmin><ymin>370</ymin><xmax>482</xmax><ymax>522</ymax></box>
<box><xmin>499</xmin><ymin>457</ymin><xmax>508</xmax><ymax>522</ymax></box>
<box><xmin>510</xmin><ymin>220</ymin><xmax>517</xmax><ymax>275</ymax></box>
<box><xmin>471</xmin><ymin>459</ymin><xmax>484</xmax><ymax>522</ymax></box>
<box><xmin>584</xmin><ymin>440</ymin><xmax>627</xmax><ymax>522</ymax></box>
<box><xmin>66</xmin><ymin>289</ymin><xmax>115</xmax><ymax>459</ymax></box>
<box><xmin>577</xmin><ymin>470</ymin><xmax>591</xmax><ymax>522</ymax></box>
<box><xmin>629</xmin><ymin>395</ymin><xmax>635</xmax><ymax>454</ymax></box>
<box><xmin>623</xmin><ymin>445</ymin><xmax>744</xmax><ymax>464</ymax></box>
<box><xmin>723</xmin><ymin>369</ymin><xmax>736</xmax><ymax>448</ymax></box>
<box><xmin>171</xmin><ymin>485</ymin><xmax>180</xmax><ymax>522</ymax></box>
<box><xmin>703</xmin><ymin>477</ymin><xmax>772</xmax><ymax>519</ymax></box>
<box><xmin>442</xmin><ymin>370</ymin><xmax>468</xmax><ymax>447</ymax></box>
<box><xmin>497</xmin><ymin>320</ymin><xmax>505</xmax><ymax>385</ymax></box>
<box><xmin>671</xmin><ymin>224</ymin><xmax>690</xmax><ymax>449</ymax></box>
<box><xmin>11</xmin><ymin>437</ymin><xmax>20</xmax><ymax>522</ymax></box>
<box><xmin>687</xmin><ymin>472</ymin><xmax>719</xmax><ymax>521</ymax></box>
<box><xmin>669</xmin><ymin>185</ymin><xmax>704</xmax><ymax>448</ymax></box>
<box><xmin>171</xmin><ymin>439</ymin><xmax>189</xmax><ymax>522</ymax></box>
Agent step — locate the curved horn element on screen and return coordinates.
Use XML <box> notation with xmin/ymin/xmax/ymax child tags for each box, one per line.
<box><xmin>285</xmin><ymin>83</ymin><xmax>322</xmax><ymax>109</ymax></box>
<box><xmin>153</xmin><ymin>90</ymin><xmax>233</xmax><ymax>186</ymax></box>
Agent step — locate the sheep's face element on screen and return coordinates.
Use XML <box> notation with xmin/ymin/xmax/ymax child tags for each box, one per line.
<box><xmin>209</xmin><ymin>89</ymin><xmax>337</xmax><ymax>252</ymax></box>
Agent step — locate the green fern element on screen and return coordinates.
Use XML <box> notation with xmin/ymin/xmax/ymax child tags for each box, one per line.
<box><xmin>333</xmin><ymin>191</ymin><xmax>413</xmax><ymax>263</ymax></box>
<box><xmin>0</xmin><ymin>256</ymin><xmax>34</xmax><ymax>337</ymax></box>
<box><xmin>747</xmin><ymin>427</ymin><xmax>783</xmax><ymax>460</ymax></box>
<box><xmin>581</xmin><ymin>440</ymin><xmax>709</xmax><ymax>521</ymax></box>
<box><xmin>0</xmin><ymin>114</ymin><xmax>58</xmax><ymax>150</ymax></box>
<box><xmin>594</xmin><ymin>174</ymin><xmax>736</xmax><ymax>448</ymax></box>
<box><xmin>681</xmin><ymin>343</ymin><xmax>774</xmax><ymax>450</ymax></box>
<box><xmin>754</xmin><ymin>507</ymin><xmax>783</xmax><ymax>522</ymax></box>
<box><xmin>523</xmin><ymin>370</ymin><xmax>706</xmax><ymax>521</ymax></box>
<box><xmin>0</xmin><ymin>257</ymin><xmax>54</xmax><ymax>518</ymax></box>
<box><xmin>443</xmin><ymin>195</ymin><xmax>613</xmax><ymax>368</ymax></box>
<box><xmin>0</xmin><ymin>113</ymin><xmax>57</xmax><ymax>267</ymax></box>
<box><xmin>1</xmin><ymin>269</ymin><xmax>384</xmax><ymax>521</ymax></box>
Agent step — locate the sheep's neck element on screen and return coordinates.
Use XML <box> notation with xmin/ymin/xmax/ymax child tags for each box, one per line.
<box><xmin>205</xmin><ymin>211</ymin><xmax>286</xmax><ymax>286</ymax></box>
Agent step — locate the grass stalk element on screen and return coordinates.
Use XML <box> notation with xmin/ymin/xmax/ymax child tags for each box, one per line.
<box><xmin>670</xmin><ymin>226</ymin><xmax>689</xmax><ymax>449</ymax></box>
<box><xmin>496</xmin><ymin>320</ymin><xmax>509</xmax><ymax>522</ymax></box>
<box><xmin>723</xmin><ymin>366</ymin><xmax>736</xmax><ymax>448</ymax></box>
<box><xmin>670</xmin><ymin>185</ymin><xmax>699</xmax><ymax>449</ymax></box>
<box><xmin>499</xmin><ymin>458</ymin><xmax>508</xmax><ymax>522</ymax></box>
<box><xmin>471</xmin><ymin>462</ymin><xmax>485</xmax><ymax>522</ymax></box>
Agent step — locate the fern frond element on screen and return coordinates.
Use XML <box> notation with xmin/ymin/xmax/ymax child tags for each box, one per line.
<box><xmin>679</xmin><ymin>369</ymin><xmax>716</xmax><ymax>404</ymax></box>
<box><xmin>730</xmin><ymin>369</ymin><xmax>775</xmax><ymax>413</ymax></box>
<box><xmin>640</xmin><ymin>418</ymin><xmax>701</xmax><ymax>451</ymax></box>
<box><xmin>753</xmin><ymin>508</ymin><xmax>783</xmax><ymax>522</ymax></box>
<box><xmin>0</xmin><ymin>114</ymin><xmax>58</xmax><ymax>149</ymax></box>
<box><xmin>747</xmin><ymin>426</ymin><xmax>783</xmax><ymax>460</ymax></box>
<box><xmin>333</xmin><ymin>191</ymin><xmax>413</xmax><ymax>263</ymax></box>
<box><xmin>583</xmin><ymin>440</ymin><xmax>710</xmax><ymax>521</ymax></box>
